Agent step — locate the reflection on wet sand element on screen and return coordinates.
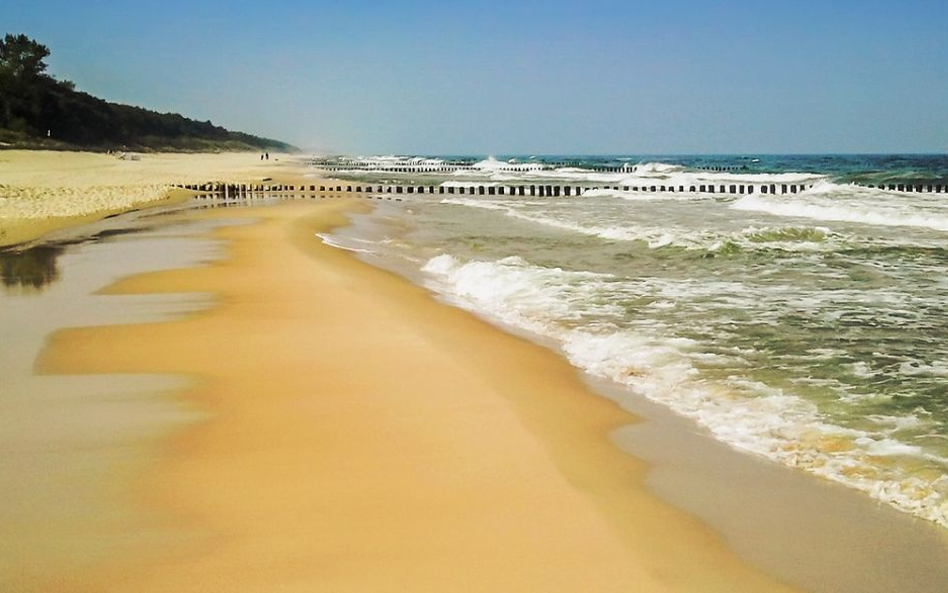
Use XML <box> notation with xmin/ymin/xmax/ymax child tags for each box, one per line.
<box><xmin>0</xmin><ymin>245</ymin><xmax>64</xmax><ymax>292</ymax></box>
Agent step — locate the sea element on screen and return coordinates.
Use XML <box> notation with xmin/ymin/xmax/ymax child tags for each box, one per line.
<box><xmin>314</xmin><ymin>154</ymin><xmax>948</xmax><ymax>531</ymax></box>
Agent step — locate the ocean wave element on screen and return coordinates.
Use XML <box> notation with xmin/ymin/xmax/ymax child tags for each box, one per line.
<box><xmin>314</xmin><ymin>233</ymin><xmax>375</xmax><ymax>254</ymax></box>
<box><xmin>634</xmin><ymin>161</ymin><xmax>684</xmax><ymax>174</ymax></box>
<box><xmin>443</xmin><ymin>160</ymin><xmax>827</xmax><ymax>186</ymax></box>
<box><xmin>323</xmin><ymin>155</ymin><xmax>836</xmax><ymax>191</ymax></box>
<box><xmin>439</xmin><ymin>198</ymin><xmax>658</xmax><ymax>243</ymax></box>
<box><xmin>581</xmin><ymin>188</ymin><xmax>712</xmax><ymax>202</ymax></box>
<box><xmin>421</xmin><ymin>254</ymin><xmax>621</xmax><ymax>328</ymax></box>
<box><xmin>353</xmin><ymin>155</ymin><xmax>447</xmax><ymax>166</ymax></box>
<box><xmin>419</xmin><ymin>252</ymin><xmax>948</xmax><ymax>529</ymax></box>
<box><xmin>732</xmin><ymin>181</ymin><xmax>948</xmax><ymax>232</ymax></box>
<box><xmin>471</xmin><ymin>157</ymin><xmax>545</xmax><ymax>172</ymax></box>
<box><xmin>438</xmin><ymin>197</ymin><xmax>847</xmax><ymax>253</ymax></box>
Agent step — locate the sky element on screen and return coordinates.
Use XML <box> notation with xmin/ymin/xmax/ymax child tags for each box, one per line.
<box><xmin>2</xmin><ymin>0</ymin><xmax>947</xmax><ymax>154</ymax></box>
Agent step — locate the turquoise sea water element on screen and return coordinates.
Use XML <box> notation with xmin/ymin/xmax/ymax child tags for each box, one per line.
<box><xmin>319</xmin><ymin>154</ymin><xmax>948</xmax><ymax>529</ymax></box>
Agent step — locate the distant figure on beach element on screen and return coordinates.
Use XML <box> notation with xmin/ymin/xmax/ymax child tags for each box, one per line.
<box><xmin>261</xmin><ymin>153</ymin><xmax>264</xmax><ymax>161</ymax></box>
<box><xmin>266</xmin><ymin>152</ymin><xmax>270</xmax><ymax>161</ymax></box>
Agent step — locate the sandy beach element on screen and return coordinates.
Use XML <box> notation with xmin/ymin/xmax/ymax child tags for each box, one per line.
<box><xmin>5</xmin><ymin>1</ymin><xmax>947</xmax><ymax>588</ymax></box>
<box><xmin>13</xmin><ymin>197</ymin><xmax>802</xmax><ymax>592</ymax></box>
<box><xmin>4</xmin><ymin>152</ymin><xmax>948</xmax><ymax>592</ymax></box>
<box><xmin>0</xmin><ymin>150</ymin><xmax>297</xmax><ymax>247</ymax></box>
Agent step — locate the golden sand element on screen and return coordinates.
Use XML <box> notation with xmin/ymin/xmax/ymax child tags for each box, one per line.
<box><xmin>32</xmin><ymin>200</ymin><xmax>798</xmax><ymax>592</ymax></box>
<box><xmin>0</xmin><ymin>150</ymin><xmax>299</xmax><ymax>247</ymax></box>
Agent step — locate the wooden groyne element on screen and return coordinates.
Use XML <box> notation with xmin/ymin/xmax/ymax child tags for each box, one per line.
<box><xmin>174</xmin><ymin>181</ymin><xmax>815</xmax><ymax>198</ymax></box>
<box><xmin>310</xmin><ymin>160</ymin><xmax>687</xmax><ymax>174</ymax></box>
<box><xmin>864</xmin><ymin>183</ymin><xmax>947</xmax><ymax>192</ymax></box>
<box><xmin>175</xmin><ymin>180</ymin><xmax>946</xmax><ymax>199</ymax></box>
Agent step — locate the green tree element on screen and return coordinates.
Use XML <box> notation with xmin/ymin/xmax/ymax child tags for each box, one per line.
<box><xmin>0</xmin><ymin>33</ymin><xmax>293</xmax><ymax>150</ymax></box>
<box><xmin>0</xmin><ymin>33</ymin><xmax>51</xmax><ymax>79</ymax></box>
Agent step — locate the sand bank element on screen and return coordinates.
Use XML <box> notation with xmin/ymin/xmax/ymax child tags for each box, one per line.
<box><xmin>0</xmin><ymin>150</ymin><xmax>301</xmax><ymax>247</ymax></box>
<box><xmin>33</xmin><ymin>200</ymin><xmax>798</xmax><ymax>592</ymax></box>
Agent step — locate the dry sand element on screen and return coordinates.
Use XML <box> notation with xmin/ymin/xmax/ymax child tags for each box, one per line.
<box><xmin>0</xmin><ymin>150</ymin><xmax>299</xmax><ymax>247</ymax></box>
<box><xmin>33</xmin><ymin>200</ymin><xmax>799</xmax><ymax>592</ymax></box>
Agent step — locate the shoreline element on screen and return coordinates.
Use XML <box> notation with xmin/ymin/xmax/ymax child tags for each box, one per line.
<box><xmin>2</xmin><ymin>191</ymin><xmax>945</xmax><ymax>591</ymax></box>
<box><xmin>338</xmin><ymin>201</ymin><xmax>948</xmax><ymax>591</ymax></box>
<box><xmin>30</xmin><ymin>199</ymin><xmax>801</xmax><ymax>591</ymax></box>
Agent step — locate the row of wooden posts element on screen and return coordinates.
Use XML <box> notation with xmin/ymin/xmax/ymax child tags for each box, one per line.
<box><xmin>313</xmin><ymin>163</ymin><xmax>637</xmax><ymax>173</ymax></box>
<box><xmin>177</xmin><ymin>181</ymin><xmax>947</xmax><ymax>198</ymax></box>
<box><xmin>179</xmin><ymin>182</ymin><xmax>815</xmax><ymax>197</ymax></box>
<box><xmin>865</xmin><ymin>183</ymin><xmax>947</xmax><ymax>192</ymax></box>
<box><xmin>310</xmin><ymin>162</ymin><xmax>750</xmax><ymax>174</ymax></box>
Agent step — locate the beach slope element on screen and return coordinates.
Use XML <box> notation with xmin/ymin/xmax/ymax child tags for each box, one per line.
<box><xmin>36</xmin><ymin>200</ymin><xmax>797</xmax><ymax>592</ymax></box>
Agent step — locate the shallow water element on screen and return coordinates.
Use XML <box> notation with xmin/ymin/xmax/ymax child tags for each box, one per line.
<box><xmin>322</xmin><ymin>154</ymin><xmax>948</xmax><ymax>531</ymax></box>
<box><xmin>0</xmin><ymin>211</ymin><xmax>233</xmax><ymax>588</ymax></box>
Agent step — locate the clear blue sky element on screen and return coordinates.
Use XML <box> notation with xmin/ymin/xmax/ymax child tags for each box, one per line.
<box><xmin>3</xmin><ymin>0</ymin><xmax>947</xmax><ymax>154</ymax></box>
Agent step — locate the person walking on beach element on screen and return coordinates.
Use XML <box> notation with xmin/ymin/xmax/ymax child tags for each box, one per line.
<box><xmin>265</xmin><ymin>152</ymin><xmax>270</xmax><ymax>161</ymax></box>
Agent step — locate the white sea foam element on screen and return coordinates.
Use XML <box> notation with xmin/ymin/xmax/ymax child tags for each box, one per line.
<box><xmin>635</xmin><ymin>162</ymin><xmax>683</xmax><ymax>174</ymax></box>
<box><xmin>442</xmin><ymin>160</ymin><xmax>827</xmax><ymax>187</ymax></box>
<box><xmin>321</xmin><ymin>158</ymin><xmax>948</xmax><ymax>530</ymax></box>
<box><xmin>418</xmin><ymin>252</ymin><xmax>948</xmax><ymax>529</ymax></box>
<box><xmin>471</xmin><ymin>157</ymin><xmax>545</xmax><ymax>172</ymax></box>
<box><xmin>581</xmin><ymin>188</ymin><xmax>711</xmax><ymax>202</ymax></box>
<box><xmin>314</xmin><ymin>232</ymin><xmax>374</xmax><ymax>254</ymax></box>
<box><xmin>331</xmin><ymin>155</ymin><xmax>828</xmax><ymax>188</ymax></box>
<box><xmin>899</xmin><ymin>360</ymin><xmax>948</xmax><ymax>377</ymax></box>
<box><xmin>732</xmin><ymin>181</ymin><xmax>948</xmax><ymax>232</ymax></box>
<box><xmin>439</xmin><ymin>197</ymin><xmax>646</xmax><ymax>242</ymax></box>
<box><xmin>440</xmin><ymin>181</ymin><xmax>502</xmax><ymax>188</ymax></box>
<box><xmin>421</xmin><ymin>254</ymin><xmax>621</xmax><ymax>329</ymax></box>
<box><xmin>439</xmin><ymin>197</ymin><xmax>847</xmax><ymax>253</ymax></box>
<box><xmin>325</xmin><ymin>155</ymin><xmax>449</xmax><ymax>174</ymax></box>
<box><xmin>851</xmin><ymin>361</ymin><xmax>877</xmax><ymax>378</ymax></box>
<box><xmin>354</xmin><ymin>155</ymin><xmax>446</xmax><ymax>167</ymax></box>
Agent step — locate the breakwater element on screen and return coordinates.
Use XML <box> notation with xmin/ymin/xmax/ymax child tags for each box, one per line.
<box><xmin>175</xmin><ymin>180</ymin><xmax>945</xmax><ymax>199</ymax></box>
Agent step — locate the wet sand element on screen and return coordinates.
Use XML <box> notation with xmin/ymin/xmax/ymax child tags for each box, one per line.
<box><xmin>27</xmin><ymin>200</ymin><xmax>801</xmax><ymax>592</ymax></box>
<box><xmin>0</xmin><ymin>216</ymin><xmax>230</xmax><ymax>589</ymax></box>
<box><xmin>4</xmin><ymin>196</ymin><xmax>947</xmax><ymax>592</ymax></box>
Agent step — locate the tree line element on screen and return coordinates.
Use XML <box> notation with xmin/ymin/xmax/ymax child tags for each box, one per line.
<box><xmin>0</xmin><ymin>34</ymin><xmax>294</xmax><ymax>152</ymax></box>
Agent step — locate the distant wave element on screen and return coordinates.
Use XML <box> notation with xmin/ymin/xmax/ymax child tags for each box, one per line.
<box><xmin>732</xmin><ymin>181</ymin><xmax>948</xmax><ymax>232</ymax></box>
<box><xmin>439</xmin><ymin>197</ymin><xmax>848</xmax><ymax>253</ymax></box>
